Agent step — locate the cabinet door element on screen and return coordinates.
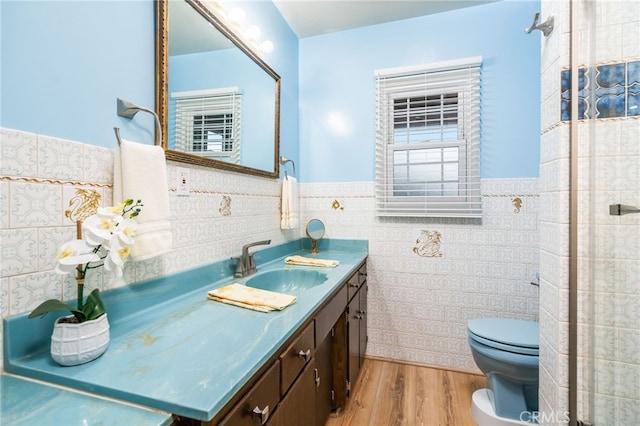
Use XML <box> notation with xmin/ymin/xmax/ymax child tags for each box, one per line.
<box><xmin>279</xmin><ymin>322</ymin><xmax>314</xmax><ymax>396</ymax></box>
<box><xmin>315</xmin><ymin>334</ymin><xmax>333</xmax><ymax>426</ymax></box>
<box><xmin>331</xmin><ymin>313</ymin><xmax>348</xmax><ymax>411</ymax></box>
<box><xmin>268</xmin><ymin>360</ymin><xmax>316</xmax><ymax>426</ymax></box>
<box><xmin>358</xmin><ymin>283</ymin><xmax>368</xmax><ymax>370</ymax></box>
<box><xmin>219</xmin><ymin>361</ymin><xmax>280</xmax><ymax>426</ymax></box>
<box><xmin>347</xmin><ymin>295</ymin><xmax>360</xmax><ymax>396</ymax></box>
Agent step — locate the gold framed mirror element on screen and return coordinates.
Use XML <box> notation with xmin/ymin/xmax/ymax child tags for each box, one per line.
<box><xmin>155</xmin><ymin>0</ymin><xmax>281</xmax><ymax>178</ymax></box>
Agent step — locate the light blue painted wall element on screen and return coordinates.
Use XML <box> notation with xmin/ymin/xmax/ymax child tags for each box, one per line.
<box><xmin>298</xmin><ymin>0</ymin><xmax>541</xmax><ymax>182</ymax></box>
<box><xmin>0</xmin><ymin>0</ymin><xmax>299</xmax><ymax>160</ymax></box>
<box><xmin>1</xmin><ymin>0</ymin><xmax>155</xmax><ymax>146</ymax></box>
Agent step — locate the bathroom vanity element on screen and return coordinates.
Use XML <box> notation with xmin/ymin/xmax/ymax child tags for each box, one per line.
<box><xmin>4</xmin><ymin>239</ymin><xmax>368</xmax><ymax>425</ymax></box>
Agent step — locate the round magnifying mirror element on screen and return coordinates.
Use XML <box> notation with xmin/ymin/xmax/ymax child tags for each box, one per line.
<box><xmin>306</xmin><ymin>219</ymin><xmax>325</xmax><ymax>254</ymax></box>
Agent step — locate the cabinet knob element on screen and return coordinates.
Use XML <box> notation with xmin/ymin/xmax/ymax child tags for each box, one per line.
<box><xmin>298</xmin><ymin>349</ymin><xmax>311</xmax><ymax>362</ymax></box>
<box><xmin>314</xmin><ymin>368</ymin><xmax>321</xmax><ymax>387</ymax></box>
<box><xmin>252</xmin><ymin>405</ymin><xmax>270</xmax><ymax>425</ymax></box>
<box><xmin>350</xmin><ymin>283</ymin><xmax>359</xmax><ymax>288</ymax></box>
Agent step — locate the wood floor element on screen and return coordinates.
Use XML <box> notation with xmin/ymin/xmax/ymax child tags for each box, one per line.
<box><xmin>326</xmin><ymin>358</ymin><xmax>486</xmax><ymax>426</ymax></box>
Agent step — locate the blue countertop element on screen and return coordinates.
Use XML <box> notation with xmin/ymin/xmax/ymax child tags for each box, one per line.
<box><xmin>4</xmin><ymin>239</ymin><xmax>368</xmax><ymax>421</ymax></box>
<box><xmin>1</xmin><ymin>374</ymin><xmax>172</xmax><ymax>426</ymax></box>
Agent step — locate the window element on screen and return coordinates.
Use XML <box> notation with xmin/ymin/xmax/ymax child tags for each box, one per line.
<box><xmin>171</xmin><ymin>88</ymin><xmax>242</xmax><ymax>164</ymax></box>
<box><xmin>375</xmin><ymin>57</ymin><xmax>482</xmax><ymax>218</ymax></box>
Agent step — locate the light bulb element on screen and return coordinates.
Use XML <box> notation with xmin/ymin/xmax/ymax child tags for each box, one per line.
<box><xmin>246</xmin><ymin>25</ymin><xmax>261</xmax><ymax>41</ymax></box>
<box><xmin>260</xmin><ymin>40</ymin><xmax>274</xmax><ymax>53</ymax></box>
<box><xmin>228</xmin><ymin>7</ymin><xmax>245</xmax><ymax>24</ymax></box>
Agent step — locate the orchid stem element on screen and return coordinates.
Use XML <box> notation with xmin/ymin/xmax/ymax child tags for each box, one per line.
<box><xmin>76</xmin><ymin>220</ymin><xmax>84</xmax><ymax>311</ymax></box>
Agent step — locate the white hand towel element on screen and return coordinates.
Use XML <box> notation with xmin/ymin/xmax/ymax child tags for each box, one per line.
<box><xmin>280</xmin><ymin>175</ymin><xmax>299</xmax><ymax>230</ymax></box>
<box><xmin>114</xmin><ymin>139</ymin><xmax>173</xmax><ymax>261</ymax></box>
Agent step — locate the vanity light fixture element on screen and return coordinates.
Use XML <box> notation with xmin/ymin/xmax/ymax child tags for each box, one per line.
<box><xmin>206</xmin><ymin>1</ymin><xmax>274</xmax><ymax>55</ymax></box>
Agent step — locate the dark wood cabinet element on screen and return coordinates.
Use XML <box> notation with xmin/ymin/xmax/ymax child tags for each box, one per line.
<box><xmin>279</xmin><ymin>322</ymin><xmax>314</xmax><ymax>396</ymax></box>
<box><xmin>219</xmin><ymin>361</ymin><xmax>280</xmax><ymax>426</ymax></box>
<box><xmin>268</xmin><ymin>360</ymin><xmax>317</xmax><ymax>426</ymax></box>
<box><xmin>346</xmin><ymin>264</ymin><xmax>367</xmax><ymax>397</ymax></box>
<box><xmin>314</xmin><ymin>331</ymin><xmax>333</xmax><ymax>425</ymax></box>
<box><xmin>180</xmin><ymin>259</ymin><xmax>368</xmax><ymax>426</ymax></box>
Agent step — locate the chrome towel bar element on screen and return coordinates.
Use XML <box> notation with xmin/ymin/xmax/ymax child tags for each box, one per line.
<box><xmin>609</xmin><ymin>204</ymin><xmax>640</xmax><ymax>216</ymax></box>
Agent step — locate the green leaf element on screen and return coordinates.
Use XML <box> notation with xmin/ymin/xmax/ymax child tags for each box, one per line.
<box><xmin>28</xmin><ymin>299</ymin><xmax>86</xmax><ymax>322</ymax></box>
<box><xmin>81</xmin><ymin>288</ymin><xmax>106</xmax><ymax>321</ymax></box>
<box><xmin>28</xmin><ymin>289</ymin><xmax>105</xmax><ymax>323</ymax></box>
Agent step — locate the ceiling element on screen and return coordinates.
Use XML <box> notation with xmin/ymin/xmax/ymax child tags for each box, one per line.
<box><xmin>272</xmin><ymin>0</ymin><xmax>500</xmax><ymax>38</ymax></box>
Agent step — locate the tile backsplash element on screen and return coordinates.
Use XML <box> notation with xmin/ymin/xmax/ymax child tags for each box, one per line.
<box><xmin>0</xmin><ymin>127</ymin><xmax>291</xmax><ymax>370</ymax></box>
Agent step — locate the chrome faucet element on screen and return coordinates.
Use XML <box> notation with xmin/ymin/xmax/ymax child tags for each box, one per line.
<box><xmin>234</xmin><ymin>240</ymin><xmax>271</xmax><ymax>278</ymax></box>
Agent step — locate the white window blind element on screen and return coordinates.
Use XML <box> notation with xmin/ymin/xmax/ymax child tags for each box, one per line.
<box><xmin>375</xmin><ymin>57</ymin><xmax>482</xmax><ymax>218</ymax></box>
<box><xmin>171</xmin><ymin>88</ymin><xmax>242</xmax><ymax>164</ymax></box>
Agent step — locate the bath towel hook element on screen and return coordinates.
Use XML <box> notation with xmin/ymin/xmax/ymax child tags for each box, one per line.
<box><xmin>280</xmin><ymin>156</ymin><xmax>296</xmax><ymax>179</ymax></box>
<box><xmin>115</xmin><ymin>98</ymin><xmax>162</xmax><ymax>146</ymax></box>
<box><xmin>524</xmin><ymin>12</ymin><xmax>554</xmax><ymax>37</ymax></box>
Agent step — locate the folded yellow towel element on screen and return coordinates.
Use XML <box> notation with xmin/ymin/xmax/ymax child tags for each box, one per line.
<box><xmin>284</xmin><ymin>255</ymin><xmax>339</xmax><ymax>268</ymax></box>
<box><xmin>207</xmin><ymin>283</ymin><xmax>297</xmax><ymax>312</ymax></box>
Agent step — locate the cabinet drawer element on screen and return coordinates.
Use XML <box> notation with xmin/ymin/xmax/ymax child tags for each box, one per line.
<box><xmin>346</xmin><ymin>263</ymin><xmax>367</xmax><ymax>302</ymax></box>
<box><xmin>219</xmin><ymin>361</ymin><xmax>280</xmax><ymax>426</ymax></box>
<box><xmin>315</xmin><ymin>283</ymin><xmax>347</xmax><ymax>347</ymax></box>
<box><xmin>279</xmin><ymin>322</ymin><xmax>314</xmax><ymax>396</ymax></box>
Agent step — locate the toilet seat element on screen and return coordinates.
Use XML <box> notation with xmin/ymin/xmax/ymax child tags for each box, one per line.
<box><xmin>468</xmin><ymin>318</ymin><xmax>539</xmax><ymax>356</ymax></box>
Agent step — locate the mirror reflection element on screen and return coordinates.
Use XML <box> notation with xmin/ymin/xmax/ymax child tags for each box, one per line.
<box><xmin>156</xmin><ymin>0</ymin><xmax>281</xmax><ymax>178</ymax></box>
<box><xmin>306</xmin><ymin>219</ymin><xmax>325</xmax><ymax>254</ymax></box>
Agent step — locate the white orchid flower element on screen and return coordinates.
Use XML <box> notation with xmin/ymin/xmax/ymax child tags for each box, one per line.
<box><xmin>82</xmin><ymin>210</ymin><xmax>121</xmax><ymax>247</ymax></box>
<box><xmin>103</xmin><ymin>238</ymin><xmax>132</xmax><ymax>278</ymax></box>
<box><xmin>114</xmin><ymin>218</ymin><xmax>138</xmax><ymax>246</ymax></box>
<box><xmin>55</xmin><ymin>239</ymin><xmax>100</xmax><ymax>275</ymax></box>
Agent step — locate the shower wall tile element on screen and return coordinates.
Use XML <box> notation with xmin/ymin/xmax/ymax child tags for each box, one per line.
<box><xmin>544</xmin><ymin>1</ymin><xmax>640</xmax><ymax>423</ymax></box>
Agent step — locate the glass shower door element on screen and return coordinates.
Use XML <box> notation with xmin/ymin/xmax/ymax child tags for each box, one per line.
<box><xmin>578</xmin><ymin>1</ymin><xmax>640</xmax><ymax>424</ymax></box>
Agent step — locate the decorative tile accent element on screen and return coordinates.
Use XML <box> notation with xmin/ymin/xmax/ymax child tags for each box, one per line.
<box><xmin>412</xmin><ymin>230</ymin><xmax>443</xmax><ymax>257</ymax></box>
<box><xmin>64</xmin><ymin>188</ymin><xmax>101</xmax><ymax>222</ymax></box>
<box><xmin>561</xmin><ymin>60</ymin><xmax>640</xmax><ymax>121</ymax></box>
<box><xmin>512</xmin><ymin>197</ymin><xmax>523</xmax><ymax>213</ymax></box>
<box><xmin>628</xmin><ymin>61</ymin><xmax>640</xmax><ymax>117</ymax></box>
<box><xmin>219</xmin><ymin>195</ymin><xmax>232</xmax><ymax>216</ymax></box>
<box><xmin>331</xmin><ymin>199</ymin><xmax>344</xmax><ymax>210</ymax></box>
<box><xmin>561</xmin><ymin>67</ymin><xmax>590</xmax><ymax>120</ymax></box>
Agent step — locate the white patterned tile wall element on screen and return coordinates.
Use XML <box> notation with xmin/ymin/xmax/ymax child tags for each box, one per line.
<box><xmin>300</xmin><ymin>178</ymin><xmax>540</xmax><ymax>372</ymax></box>
<box><xmin>0</xmin><ymin>127</ymin><xmax>290</xmax><ymax>370</ymax></box>
<box><xmin>540</xmin><ymin>1</ymin><xmax>640</xmax><ymax>424</ymax></box>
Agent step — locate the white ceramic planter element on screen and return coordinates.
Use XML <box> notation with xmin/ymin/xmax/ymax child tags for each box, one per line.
<box><xmin>50</xmin><ymin>314</ymin><xmax>110</xmax><ymax>366</ymax></box>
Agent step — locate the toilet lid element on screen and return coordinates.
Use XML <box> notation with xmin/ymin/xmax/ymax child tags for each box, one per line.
<box><xmin>468</xmin><ymin>318</ymin><xmax>539</xmax><ymax>355</ymax></box>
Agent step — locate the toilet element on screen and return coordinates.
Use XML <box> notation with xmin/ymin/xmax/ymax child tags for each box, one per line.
<box><xmin>467</xmin><ymin>318</ymin><xmax>539</xmax><ymax>425</ymax></box>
